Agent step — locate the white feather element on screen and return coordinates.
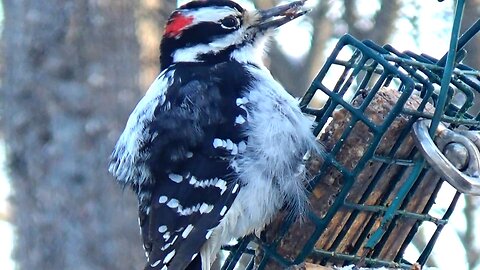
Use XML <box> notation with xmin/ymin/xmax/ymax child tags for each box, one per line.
<box><xmin>183</xmin><ymin>7</ymin><xmax>240</xmax><ymax>25</ymax></box>
<box><xmin>109</xmin><ymin>70</ymin><xmax>175</xmax><ymax>186</ymax></box>
<box><xmin>173</xmin><ymin>30</ymin><xmax>246</xmax><ymax>63</ymax></box>
<box><xmin>200</xmin><ymin>65</ymin><xmax>317</xmax><ymax>270</ymax></box>
<box><xmin>172</xmin><ymin>17</ymin><xmax>268</xmax><ymax>67</ymax></box>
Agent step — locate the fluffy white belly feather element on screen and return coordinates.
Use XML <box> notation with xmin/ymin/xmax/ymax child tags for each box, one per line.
<box><xmin>200</xmin><ymin>65</ymin><xmax>316</xmax><ymax>270</ymax></box>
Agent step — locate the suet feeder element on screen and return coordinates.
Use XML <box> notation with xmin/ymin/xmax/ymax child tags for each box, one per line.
<box><xmin>221</xmin><ymin>0</ymin><xmax>480</xmax><ymax>269</ymax></box>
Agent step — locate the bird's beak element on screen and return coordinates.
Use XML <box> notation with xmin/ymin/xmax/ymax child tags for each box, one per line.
<box><xmin>254</xmin><ymin>0</ymin><xmax>309</xmax><ymax>31</ymax></box>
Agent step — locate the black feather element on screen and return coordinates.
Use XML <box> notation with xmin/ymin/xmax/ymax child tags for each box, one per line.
<box><xmin>139</xmin><ymin>61</ymin><xmax>253</xmax><ymax>270</ymax></box>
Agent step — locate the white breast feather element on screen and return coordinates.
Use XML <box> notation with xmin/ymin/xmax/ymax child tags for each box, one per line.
<box><xmin>239</xmin><ymin>65</ymin><xmax>317</xmax><ymax>214</ymax></box>
<box><xmin>201</xmin><ymin>65</ymin><xmax>317</xmax><ymax>270</ymax></box>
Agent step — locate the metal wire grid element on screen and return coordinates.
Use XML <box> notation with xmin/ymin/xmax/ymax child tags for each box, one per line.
<box><xmin>220</xmin><ymin>2</ymin><xmax>480</xmax><ymax>269</ymax></box>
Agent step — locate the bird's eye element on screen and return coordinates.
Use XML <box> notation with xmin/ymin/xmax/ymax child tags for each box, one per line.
<box><xmin>220</xmin><ymin>16</ymin><xmax>240</xmax><ymax>29</ymax></box>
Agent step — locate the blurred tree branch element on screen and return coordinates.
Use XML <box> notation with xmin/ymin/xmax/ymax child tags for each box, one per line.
<box><xmin>461</xmin><ymin>0</ymin><xmax>480</xmax><ymax>69</ymax></box>
<box><xmin>461</xmin><ymin>0</ymin><xmax>480</xmax><ymax>125</ymax></box>
<box><xmin>271</xmin><ymin>1</ymin><xmax>332</xmax><ymax>96</ymax></box>
<box><xmin>343</xmin><ymin>0</ymin><xmax>400</xmax><ymax>44</ymax></box>
<box><xmin>254</xmin><ymin>0</ymin><xmax>332</xmax><ymax>96</ymax></box>
<box><xmin>460</xmin><ymin>196</ymin><xmax>480</xmax><ymax>270</ymax></box>
<box><xmin>252</xmin><ymin>0</ymin><xmax>400</xmax><ymax>96</ymax></box>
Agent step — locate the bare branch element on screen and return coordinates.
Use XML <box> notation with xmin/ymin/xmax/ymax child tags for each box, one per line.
<box><xmin>342</xmin><ymin>0</ymin><xmax>400</xmax><ymax>43</ymax></box>
<box><xmin>304</xmin><ymin>0</ymin><xmax>333</xmax><ymax>84</ymax></box>
<box><xmin>371</xmin><ymin>0</ymin><xmax>401</xmax><ymax>44</ymax></box>
<box><xmin>460</xmin><ymin>196</ymin><xmax>480</xmax><ymax>269</ymax></box>
<box><xmin>268</xmin><ymin>0</ymin><xmax>332</xmax><ymax>96</ymax></box>
<box><xmin>343</xmin><ymin>0</ymin><xmax>359</xmax><ymax>36</ymax></box>
<box><xmin>460</xmin><ymin>0</ymin><xmax>480</xmax><ymax>69</ymax></box>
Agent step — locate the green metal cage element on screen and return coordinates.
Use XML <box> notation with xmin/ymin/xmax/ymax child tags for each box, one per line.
<box><xmin>220</xmin><ymin>0</ymin><xmax>480</xmax><ymax>269</ymax></box>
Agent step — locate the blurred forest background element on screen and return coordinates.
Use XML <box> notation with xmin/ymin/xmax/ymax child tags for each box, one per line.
<box><xmin>0</xmin><ymin>0</ymin><xmax>479</xmax><ymax>269</ymax></box>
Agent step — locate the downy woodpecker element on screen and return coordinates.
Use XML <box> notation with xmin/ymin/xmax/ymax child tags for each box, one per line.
<box><xmin>109</xmin><ymin>1</ymin><xmax>317</xmax><ymax>269</ymax></box>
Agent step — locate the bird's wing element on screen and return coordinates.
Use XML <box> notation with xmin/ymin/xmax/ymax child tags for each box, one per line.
<box><xmin>140</xmin><ymin>77</ymin><xmax>248</xmax><ymax>270</ymax></box>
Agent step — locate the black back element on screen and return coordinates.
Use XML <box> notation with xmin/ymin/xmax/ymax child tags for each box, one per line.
<box><xmin>140</xmin><ymin>60</ymin><xmax>253</xmax><ymax>270</ymax></box>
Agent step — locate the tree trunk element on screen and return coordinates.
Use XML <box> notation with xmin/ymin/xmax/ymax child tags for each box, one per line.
<box><xmin>1</xmin><ymin>0</ymin><xmax>144</xmax><ymax>269</ymax></box>
<box><xmin>137</xmin><ymin>0</ymin><xmax>176</xmax><ymax>89</ymax></box>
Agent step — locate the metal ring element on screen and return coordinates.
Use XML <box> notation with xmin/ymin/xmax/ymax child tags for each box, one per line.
<box><xmin>412</xmin><ymin>119</ymin><xmax>480</xmax><ymax>196</ymax></box>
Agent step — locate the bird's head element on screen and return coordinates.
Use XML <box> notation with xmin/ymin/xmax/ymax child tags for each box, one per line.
<box><xmin>160</xmin><ymin>0</ymin><xmax>308</xmax><ymax>70</ymax></box>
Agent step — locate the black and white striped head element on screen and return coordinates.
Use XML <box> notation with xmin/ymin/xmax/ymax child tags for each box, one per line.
<box><xmin>160</xmin><ymin>0</ymin><xmax>308</xmax><ymax>70</ymax></box>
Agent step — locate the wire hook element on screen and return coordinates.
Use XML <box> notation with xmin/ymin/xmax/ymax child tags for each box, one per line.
<box><xmin>412</xmin><ymin>119</ymin><xmax>480</xmax><ymax>196</ymax></box>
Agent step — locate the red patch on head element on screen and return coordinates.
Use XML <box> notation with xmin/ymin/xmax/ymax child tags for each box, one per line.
<box><xmin>165</xmin><ymin>13</ymin><xmax>194</xmax><ymax>38</ymax></box>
